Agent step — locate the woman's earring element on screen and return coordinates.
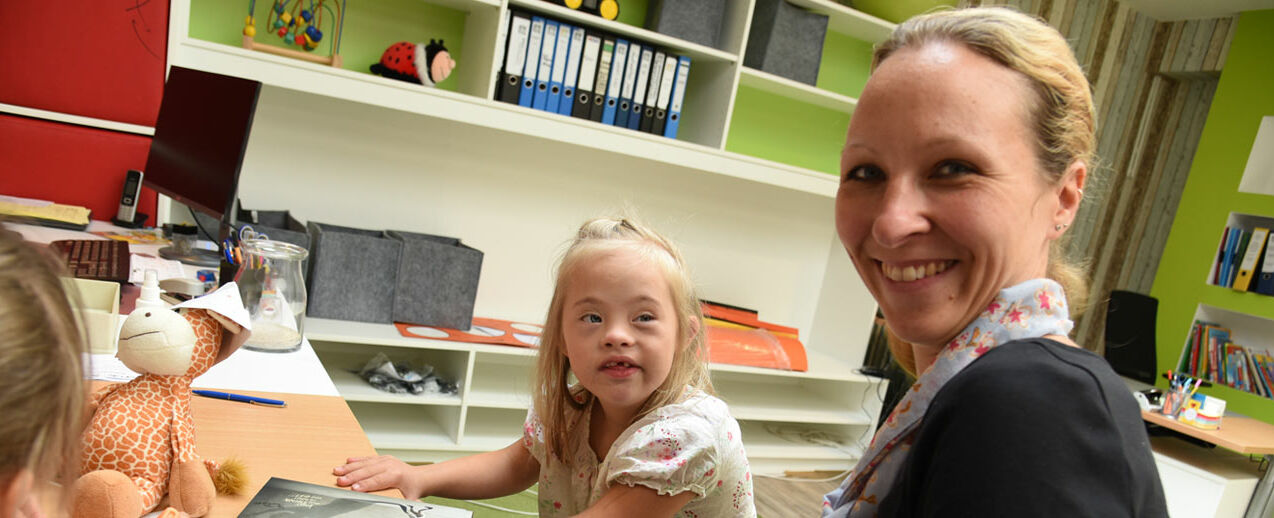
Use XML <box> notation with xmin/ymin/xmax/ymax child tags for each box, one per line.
<box><xmin>1077</xmin><ymin>188</ymin><xmax>1084</xmax><ymax>198</ymax></box>
<box><xmin>1055</xmin><ymin>223</ymin><xmax>1069</xmax><ymax>231</ymax></box>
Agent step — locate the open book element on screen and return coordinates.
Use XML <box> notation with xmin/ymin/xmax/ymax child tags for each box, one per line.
<box><xmin>238</xmin><ymin>477</ymin><xmax>472</xmax><ymax>517</ymax></box>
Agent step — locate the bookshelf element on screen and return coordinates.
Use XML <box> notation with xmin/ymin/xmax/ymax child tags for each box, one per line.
<box><xmin>1151</xmin><ymin>11</ymin><xmax>1274</xmax><ymax>425</ymax></box>
<box><xmin>164</xmin><ymin>0</ymin><xmax>894</xmax><ymax>472</ymax></box>
<box><xmin>1205</xmin><ymin>212</ymin><xmax>1274</xmax><ymax>294</ymax></box>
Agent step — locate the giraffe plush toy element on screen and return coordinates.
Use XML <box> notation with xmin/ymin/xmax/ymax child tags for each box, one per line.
<box><xmin>73</xmin><ymin>285</ymin><xmax>252</xmax><ymax>517</ymax></box>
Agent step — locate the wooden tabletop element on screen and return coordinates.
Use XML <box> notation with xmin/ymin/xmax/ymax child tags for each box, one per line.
<box><xmin>1142</xmin><ymin>410</ymin><xmax>1274</xmax><ymax>456</ymax></box>
<box><xmin>81</xmin><ymin>382</ymin><xmax>394</xmax><ymax>517</ymax></box>
<box><xmin>191</xmin><ymin>388</ymin><xmax>398</xmax><ymax>516</ymax></box>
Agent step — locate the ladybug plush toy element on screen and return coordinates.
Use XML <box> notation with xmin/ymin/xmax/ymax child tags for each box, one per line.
<box><xmin>370</xmin><ymin>39</ymin><xmax>456</xmax><ymax>87</ymax></box>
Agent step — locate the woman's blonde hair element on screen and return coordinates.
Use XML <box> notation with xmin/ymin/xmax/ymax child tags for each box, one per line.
<box><xmin>532</xmin><ymin>217</ymin><xmax>712</xmax><ymax>462</ymax></box>
<box><xmin>872</xmin><ymin>6</ymin><xmax>1097</xmax><ymax>371</ymax></box>
<box><xmin>0</xmin><ymin>227</ymin><xmax>86</xmax><ymax>492</ymax></box>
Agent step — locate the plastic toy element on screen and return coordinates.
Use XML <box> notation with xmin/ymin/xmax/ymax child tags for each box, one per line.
<box><xmin>72</xmin><ymin>279</ymin><xmax>252</xmax><ymax>517</ymax></box>
<box><xmin>555</xmin><ymin>0</ymin><xmax>620</xmax><ymax>21</ymax></box>
<box><xmin>243</xmin><ymin>0</ymin><xmax>346</xmax><ymax>68</ymax></box>
<box><xmin>370</xmin><ymin>40</ymin><xmax>456</xmax><ymax>87</ymax></box>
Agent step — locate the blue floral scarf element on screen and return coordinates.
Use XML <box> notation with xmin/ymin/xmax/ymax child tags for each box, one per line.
<box><xmin>822</xmin><ymin>278</ymin><xmax>1073</xmax><ymax>517</ymax></box>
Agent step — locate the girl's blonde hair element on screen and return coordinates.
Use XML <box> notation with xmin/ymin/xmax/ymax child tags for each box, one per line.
<box><xmin>872</xmin><ymin>6</ymin><xmax>1097</xmax><ymax>372</ymax></box>
<box><xmin>533</xmin><ymin>217</ymin><xmax>712</xmax><ymax>462</ymax></box>
<box><xmin>0</xmin><ymin>227</ymin><xmax>86</xmax><ymax>492</ymax></box>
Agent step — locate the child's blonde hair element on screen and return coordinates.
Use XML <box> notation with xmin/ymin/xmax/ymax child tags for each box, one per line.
<box><xmin>0</xmin><ymin>227</ymin><xmax>86</xmax><ymax>492</ymax></box>
<box><xmin>533</xmin><ymin>217</ymin><xmax>712</xmax><ymax>462</ymax></box>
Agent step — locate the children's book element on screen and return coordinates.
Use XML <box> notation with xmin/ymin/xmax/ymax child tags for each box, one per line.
<box><xmin>238</xmin><ymin>477</ymin><xmax>472</xmax><ymax>517</ymax></box>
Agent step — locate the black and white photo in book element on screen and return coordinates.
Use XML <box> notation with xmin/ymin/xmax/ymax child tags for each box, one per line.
<box><xmin>238</xmin><ymin>477</ymin><xmax>472</xmax><ymax>518</ymax></box>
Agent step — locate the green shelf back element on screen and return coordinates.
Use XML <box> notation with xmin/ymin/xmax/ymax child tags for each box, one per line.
<box><xmin>1150</xmin><ymin>9</ymin><xmax>1274</xmax><ymax>424</ymax></box>
<box><xmin>190</xmin><ymin>0</ymin><xmax>467</xmax><ymax>93</ymax></box>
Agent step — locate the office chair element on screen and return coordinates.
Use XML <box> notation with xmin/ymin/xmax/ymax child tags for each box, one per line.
<box><xmin>1103</xmin><ymin>290</ymin><xmax>1159</xmax><ymax>385</ymax></box>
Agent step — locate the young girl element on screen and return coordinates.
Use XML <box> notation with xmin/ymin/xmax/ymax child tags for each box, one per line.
<box><xmin>0</xmin><ymin>227</ymin><xmax>87</xmax><ymax>518</ymax></box>
<box><xmin>336</xmin><ymin>217</ymin><xmax>755</xmax><ymax>517</ymax></box>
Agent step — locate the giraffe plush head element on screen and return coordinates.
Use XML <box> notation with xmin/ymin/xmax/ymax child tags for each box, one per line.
<box><xmin>117</xmin><ymin>308</ymin><xmax>197</xmax><ymax>376</ymax></box>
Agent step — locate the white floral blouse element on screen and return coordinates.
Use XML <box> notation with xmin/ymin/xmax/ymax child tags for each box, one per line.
<box><xmin>522</xmin><ymin>390</ymin><xmax>756</xmax><ymax>517</ymax></box>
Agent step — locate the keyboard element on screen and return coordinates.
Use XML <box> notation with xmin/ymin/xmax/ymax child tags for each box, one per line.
<box><xmin>50</xmin><ymin>239</ymin><xmax>130</xmax><ymax>282</ymax></box>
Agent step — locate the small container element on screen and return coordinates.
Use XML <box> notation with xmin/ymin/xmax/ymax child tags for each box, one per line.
<box><xmin>236</xmin><ymin>239</ymin><xmax>309</xmax><ymax>352</ymax></box>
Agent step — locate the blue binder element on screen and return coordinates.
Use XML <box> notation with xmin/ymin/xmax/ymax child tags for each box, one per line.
<box><xmin>615</xmin><ymin>42</ymin><xmax>641</xmax><ymax>128</ymax></box>
<box><xmin>519</xmin><ymin>17</ymin><xmax>545</xmax><ymax>108</ymax></box>
<box><xmin>546</xmin><ymin>21</ymin><xmax>572</xmax><ymax>114</ymax></box>
<box><xmin>559</xmin><ymin>25</ymin><xmax>586</xmax><ymax>116</ymax></box>
<box><xmin>664</xmin><ymin>55</ymin><xmax>691</xmax><ymax>139</ymax></box>
<box><xmin>602</xmin><ymin>39</ymin><xmax>628</xmax><ymax>126</ymax></box>
<box><xmin>532</xmin><ymin>20</ymin><xmax>559</xmax><ymax>112</ymax></box>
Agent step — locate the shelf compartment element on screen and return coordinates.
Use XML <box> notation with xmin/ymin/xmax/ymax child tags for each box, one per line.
<box><xmin>1205</xmin><ymin>212</ymin><xmax>1274</xmax><ymax>291</ymax></box>
<box><xmin>781</xmin><ymin>0</ymin><xmax>896</xmax><ymax>42</ymax></box>
<box><xmin>713</xmin><ymin>373</ymin><xmax>882</xmax><ymax>425</ymax></box>
<box><xmin>460</xmin><ymin>407</ymin><xmax>525</xmax><ymax>451</ymax></box>
<box><xmin>311</xmin><ymin>340</ymin><xmax>469</xmax><ymax>405</ymax></box>
<box><xmin>738</xmin><ymin>420</ymin><xmax>864</xmax><ymax>461</ymax></box>
<box><xmin>467</xmin><ymin>353</ymin><xmax>536</xmax><ymax>409</ymax></box>
<box><xmin>349</xmin><ymin>401</ymin><xmax>462</xmax><ymax>451</ymax></box>
<box><xmin>505</xmin><ymin>0</ymin><xmax>738</xmax><ymax>66</ymax></box>
<box><xmin>737</xmin><ymin>67</ymin><xmax>856</xmax><ymax>113</ymax></box>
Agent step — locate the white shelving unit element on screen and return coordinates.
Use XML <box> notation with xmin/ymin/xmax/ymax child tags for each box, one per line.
<box><xmin>308</xmin><ymin>317</ymin><xmax>884</xmax><ymax>472</ymax></box>
<box><xmin>168</xmin><ymin>0</ymin><xmax>895</xmax><ymax>473</ymax></box>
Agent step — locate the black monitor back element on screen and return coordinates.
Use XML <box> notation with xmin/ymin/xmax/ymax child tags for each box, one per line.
<box><xmin>144</xmin><ymin>66</ymin><xmax>261</xmax><ymax>220</ymax></box>
<box><xmin>1103</xmin><ymin>290</ymin><xmax>1159</xmax><ymax>385</ymax></box>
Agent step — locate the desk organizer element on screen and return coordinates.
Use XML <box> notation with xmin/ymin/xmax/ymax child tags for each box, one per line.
<box><xmin>645</xmin><ymin>0</ymin><xmax>727</xmax><ymax>50</ymax></box>
<box><xmin>744</xmin><ymin>0</ymin><xmax>829</xmax><ymax>86</ymax></box>
<box><xmin>386</xmin><ymin>231</ymin><xmax>483</xmax><ymax>330</ymax></box>
<box><xmin>63</xmin><ymin>278</ymin><xmax>120</xmax><ymax>353</ymax></box>
<box><xmin>305</xmin><ymin>222</ymin><xmax>401</xmax><ymax>323</ymax></box>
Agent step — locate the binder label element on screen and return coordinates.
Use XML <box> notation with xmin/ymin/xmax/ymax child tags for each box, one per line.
<box><xmin>504</xmin><ymin>16</ymin><xmax>531</xmax><ymax>75</ymax></box>
<box><xmin>633</xmin><ymin>49</ymin><xmax>653</xmax><ymax>108</ymax></box>
<box><xmin>563</xmin><ymin>27</ymin><xmax>586</xmax><ymax>91</ymax></box>
<box><xmin>595</xmin><ymin>41</ymin><xmax>614</xmax><ymax>100</ymax></box>
<box><xmin>550</xmin><ymin>25</ymin><xmax>571</xmax><ymax>84</ymax></box>
<box><xmin>607</xmin><ymin>41</ymin><xmax>628</xmax><ymax>99</ymax></box>
<box><xmin>656</xmin><ymin>55</ymin><xmax>677</xmax><ymax>109</ymax></box>
<box><xmin>538</xmin><ymin>23</ymin><xmax>557</xmax><ymax>83</ymax></box>
<box><xmin>620</xmin><ymin>43</ymin><xmax>641</xmax><ymax>101</ymax></box>
<box><xmin>646</xmin><ymin>51</ymin><xmax>666</xmax><ymax>107</ymax></box>
<box><xmin>670</xmin><ymin>58</ymin><xmax>690</xmax><ymax>113</ymax></box>
<box><xmin>525</xmin><ymin>18</ymin><xmax>545</xmax><ymax>84</ymax></box>
<box><xmin>577</xmin><ymin>35</ymin><xmax>601</xmax><ymax>94</ymax></box>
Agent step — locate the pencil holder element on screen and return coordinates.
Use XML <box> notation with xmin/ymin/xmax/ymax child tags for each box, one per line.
<box><xmin>235</xmin><ymin>239</ymin><xmax>309</xmax><ymax>352</ymax></box>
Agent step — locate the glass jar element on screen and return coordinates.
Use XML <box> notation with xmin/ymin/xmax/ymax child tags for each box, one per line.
<box><xmin>235</xmin><ymin>239</ymin><xmax>309</xmax><ymax>352</ymax></box>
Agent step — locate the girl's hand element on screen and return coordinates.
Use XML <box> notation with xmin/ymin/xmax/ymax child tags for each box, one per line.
<box><xmin>333</xmin><ymin>455</ymin><xmax>426</xmax><ymax>499</ymax></box>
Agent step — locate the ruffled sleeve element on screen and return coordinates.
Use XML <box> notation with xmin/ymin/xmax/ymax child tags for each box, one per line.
<box><xmin>605</xmin><ymin>405</ymin><xmax>723</xmax><ymax>498</ymax></box>
<box><xmin>522</xmin><ymin>407</ymin><xmax>547</xmax><ymax>465</ymax></box>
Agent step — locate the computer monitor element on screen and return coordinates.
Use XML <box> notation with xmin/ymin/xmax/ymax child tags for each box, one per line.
<box><xmin>144</xmin><ymin>66</ymin><xmax>261</xmax><ymax>265</ymax></box>
<box><xmin>1103</xmin><ymin>290</ymin><xmax>1159</xmax><ymax>386</ymax></box>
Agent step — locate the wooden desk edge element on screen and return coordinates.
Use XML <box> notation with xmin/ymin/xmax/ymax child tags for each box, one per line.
<box><xmin>1141</xmin><ymin>410</ymin><xmax>1274</xmax><ymax>456</ymax></box>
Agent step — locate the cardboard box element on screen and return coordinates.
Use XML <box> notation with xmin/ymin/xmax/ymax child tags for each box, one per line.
<box><xmin>305</xmin><ymin>222</ymin><xmax>401</xmax><ymax>323</ymax></box>
<box><xmin>387</xmin><ymin>231</ymin><xmax>483</xmax><ymax>330</ymax></box>
<box><xmin>744</xmin><ymin>0</ymin><xmax>829</xmax><ymax>86</ymax></box>
<box><xmin>63</xmin><ymin>277</ymin><xmax>120</xmax><ymax>353</ymax></box>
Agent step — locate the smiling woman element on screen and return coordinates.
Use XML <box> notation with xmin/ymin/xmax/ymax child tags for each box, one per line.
<box><xmin>821</xmin><ymin>7</ymin><xmax>1169</xmax><ymax>518</ymax></box>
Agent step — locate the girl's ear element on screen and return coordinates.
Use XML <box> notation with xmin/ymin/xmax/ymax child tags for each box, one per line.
<box><xmin>686</xmin><ymin>315</ymin><xmax>701</xmax><ymax>345</ymax></box>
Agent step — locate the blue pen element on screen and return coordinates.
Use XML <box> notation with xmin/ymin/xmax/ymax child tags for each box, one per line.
<box><xmin>192</xmin><ymin>389</ymin><xmax>287</xmax><ymax>408</ymax></box>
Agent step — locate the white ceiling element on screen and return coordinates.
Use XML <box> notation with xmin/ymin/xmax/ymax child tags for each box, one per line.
<box><xmin>1118</xmin><ymin>0</ymin><xmax>1274</xmax><ymax>21</ymax></box>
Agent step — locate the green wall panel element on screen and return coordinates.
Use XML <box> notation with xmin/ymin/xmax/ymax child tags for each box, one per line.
<box><xmin>725</xmin><ymin>85</ymin><xmax>850</xmax><ymax>176</ymax></box>
<box><xmin>190</xmin><ymin>0</ymin><xmax>466</xmax><ymax>93</ymax></box>
<box><xmin>818</xmin><ymin>30</ymin><xmax>873</xmax><ymax>98</ymax></box>
<box><xmin>1150</xmin><ymin>10</ymin><xmax>1274</xmax><ymax>424</ymax></box>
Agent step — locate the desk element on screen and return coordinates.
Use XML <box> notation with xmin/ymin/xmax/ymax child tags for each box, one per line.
<box><xmin>1143</xmin><ymin>411</ymin><xmax>1274</xmax><ymax>518</ymax></box>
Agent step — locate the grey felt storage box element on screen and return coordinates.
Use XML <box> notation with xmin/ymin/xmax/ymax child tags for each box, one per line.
<box><xmin>237</xmin><ymin>209</ymin><xmax>311</xmax><ymax>258</ymax></box>
<box><xmin>645</xmin><ymin>0</ymin><xmax>727</xmax><ymax>50</ymax></box>
<box><xmin>305</xmin><ymin>222</ymin><xmax>402</xmax><ymax>323</ymax></box>
<box><xmin>387</xmin><ymin>230</ymin><xmax>483</xmax><ymax>330</ymax></box>
<box><xmin>744</xmin><ymin>0</ymin><xmax>829</xmax><ymax>85</ymax></box>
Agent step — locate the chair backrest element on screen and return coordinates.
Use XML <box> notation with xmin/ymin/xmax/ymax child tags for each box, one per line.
<box><xmin>1103</xmin><ymin>290</ymin><xmax>1159</xmax><ymax>384</ymax></box>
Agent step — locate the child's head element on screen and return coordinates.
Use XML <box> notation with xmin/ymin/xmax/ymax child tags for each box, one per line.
<box><xmin>534</xmin><ymin>217</ymin><xmax>711</xmax><ymax>458</ymax></box>
<box><xmin>0</xmin><ymin>227</ymin><xmax>86</xmax><ymax>511</ymax></box>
